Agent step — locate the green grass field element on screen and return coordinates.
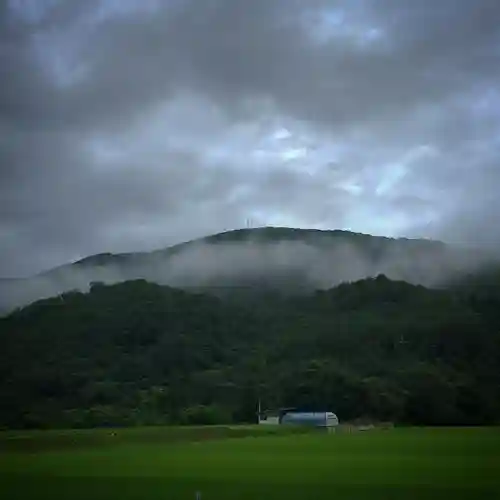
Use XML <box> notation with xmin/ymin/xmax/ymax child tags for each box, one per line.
<box><xmin>1</xmin><ymin>426</ymin><xmax>499</xmax><ymax>499</ymax></box>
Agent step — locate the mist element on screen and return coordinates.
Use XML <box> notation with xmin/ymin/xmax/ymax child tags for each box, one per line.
<box><xmin>1</xmin><ymin>230</ymin><xmax>496</xmax><ymax>313</ymax></box>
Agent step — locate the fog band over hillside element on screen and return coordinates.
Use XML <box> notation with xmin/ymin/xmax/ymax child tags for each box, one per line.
<box><xmin>1</xmin><ymin>229</ymin><xmax>495</xmax><ymax>313</ymax></box>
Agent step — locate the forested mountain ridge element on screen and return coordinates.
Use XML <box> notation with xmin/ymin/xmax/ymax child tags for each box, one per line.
<box><xmin>1</xmin><ymin>276</ymin><xmax>499</xmax><ymax>429</ymax></box>
<box><xmin>1</xmin><ymin>227</ymin><xmax>497</xmax><ymax>313</ymax></box>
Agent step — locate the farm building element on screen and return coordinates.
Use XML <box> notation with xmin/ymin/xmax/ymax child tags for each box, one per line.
<box><xmin>257</xmin><ymin>407</ymin><xmax>295</xmax><ymax>425</ymax></box>
<box><xmin>281</xmin><ymin>411</ymin><xmax>339</xmax><ymax>429</ymax></box>
<box><xmin>258</xmin><ymin>406</ymin><xmax>339</xmax><ymax>431</ymax></box>
<box><xmin>257</xmin><ymin>410</ymin><xmax>280</xmax><ymax>425</ymax></box>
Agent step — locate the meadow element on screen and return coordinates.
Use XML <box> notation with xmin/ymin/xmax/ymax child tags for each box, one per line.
<box><xmin>1</xmin><ymin>425</ymin><xmax>499</xmax><ymax>500</ymax></box>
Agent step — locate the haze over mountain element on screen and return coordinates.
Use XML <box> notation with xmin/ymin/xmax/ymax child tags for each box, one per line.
<box><xmin>1</xmin><ymin>227</ymin><xmax>497</xmax><ymax>314</ymax></box>
<box><xmin>2</xmin><ymin>1</ymin><xmax>500</xmax><ymax>435</ymax></box>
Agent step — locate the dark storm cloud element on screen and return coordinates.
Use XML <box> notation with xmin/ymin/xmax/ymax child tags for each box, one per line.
<box><xmin>2</xmin><ymin>0</ymin><xmax>500</xmax><ymax>277</ymax></box>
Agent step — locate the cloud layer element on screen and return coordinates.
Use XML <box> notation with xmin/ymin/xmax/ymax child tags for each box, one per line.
<box><xmin>2</xmin><ymin>0</ymin><xmax>500</xmax><ymax>276</ymax></box>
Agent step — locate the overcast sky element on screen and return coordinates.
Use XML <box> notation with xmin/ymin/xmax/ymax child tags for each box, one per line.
<box><xmin>1</xmin><ymin>0</ymin><xmax>500</xmax><ymax>276</ymax></box>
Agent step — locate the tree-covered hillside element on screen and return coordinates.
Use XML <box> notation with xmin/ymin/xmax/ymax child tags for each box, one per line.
<box><xmin>1</xmin><ymin>276</ymin><xmax>499</xmax><ymax>429</ymax></box>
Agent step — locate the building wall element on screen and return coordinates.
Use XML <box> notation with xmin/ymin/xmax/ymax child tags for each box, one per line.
<box><xmin>258</xmin><ymin>414</ymin><xmax>280</xmax><ymax>425</ymax></box>
<box><xmin>258</xmin><ymin>415</ymin><xmax>280</xmax><ymax>425</ymax></box>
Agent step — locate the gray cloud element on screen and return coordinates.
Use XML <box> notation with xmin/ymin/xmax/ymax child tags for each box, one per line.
<box><xmin>1</xmin><ymin>0</ymin><xmax>500</xmax><ymax>278</ymax></box>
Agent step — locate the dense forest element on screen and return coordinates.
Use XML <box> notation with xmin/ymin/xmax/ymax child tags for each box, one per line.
<box><xmin>1</xmin><ymin>273</ymin><xmax>499</xmax><ymax>429</ymax></box>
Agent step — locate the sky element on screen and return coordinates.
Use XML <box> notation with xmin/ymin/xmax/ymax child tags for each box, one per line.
<box><xmin>1</xmin><ymin>0</ymin><xmax>500</xmax><ymax>277</ymax></box>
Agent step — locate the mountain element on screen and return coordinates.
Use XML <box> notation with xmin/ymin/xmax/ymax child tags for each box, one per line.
<box><xmin>1</xmin><ymin>226</ymin><xmax>498</xmax><ymax>313</ymax></box>
<box><xmin>1</xmin><ymin>276</ymin><xmax>499</xmax><ymax>429</ymax></box>
<box><xmin>2</xmin><ymin>228</ymin><xmax>499</xmax><ymax>429</ymax></box>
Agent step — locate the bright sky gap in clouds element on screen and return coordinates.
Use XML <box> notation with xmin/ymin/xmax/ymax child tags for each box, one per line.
<box><xmin>1</xmin><ymin>0</ymin><xmax>500</xmax><ymax>276</ymax></box>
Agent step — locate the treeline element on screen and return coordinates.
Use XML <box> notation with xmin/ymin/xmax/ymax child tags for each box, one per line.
<box><xmin>0</xmin><ymin>276</ymin><xmax>499</xmax><ymax>429</ymax></box>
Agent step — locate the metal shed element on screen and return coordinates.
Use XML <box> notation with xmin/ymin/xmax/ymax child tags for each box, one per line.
<box><xmin>280</xmin><ymin>411</ymin><xmax>339</xmax><ymax>430</ymax></box>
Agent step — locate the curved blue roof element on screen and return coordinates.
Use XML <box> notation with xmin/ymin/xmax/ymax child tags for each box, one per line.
<box><xmin>280</xmin><ymin>411</ymin><xmax>338</xmax><ymax>426</ymax></box>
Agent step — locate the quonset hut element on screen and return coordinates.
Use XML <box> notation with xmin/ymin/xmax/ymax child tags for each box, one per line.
<box><xmin>280</xmin><ymin>411</ymin><xmax>339</xmax><ymax>431</ymax></box>
<box><xmin>257</xmin><ymin>405</ymin><xmax>339</xmax><ymax>432</ymax></box>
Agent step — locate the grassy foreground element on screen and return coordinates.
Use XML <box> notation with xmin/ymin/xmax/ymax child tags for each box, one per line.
<box><xmin>1</xmin><ymin>426</ymin><xmax>499</xmax><ymax>499</ymax></box>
